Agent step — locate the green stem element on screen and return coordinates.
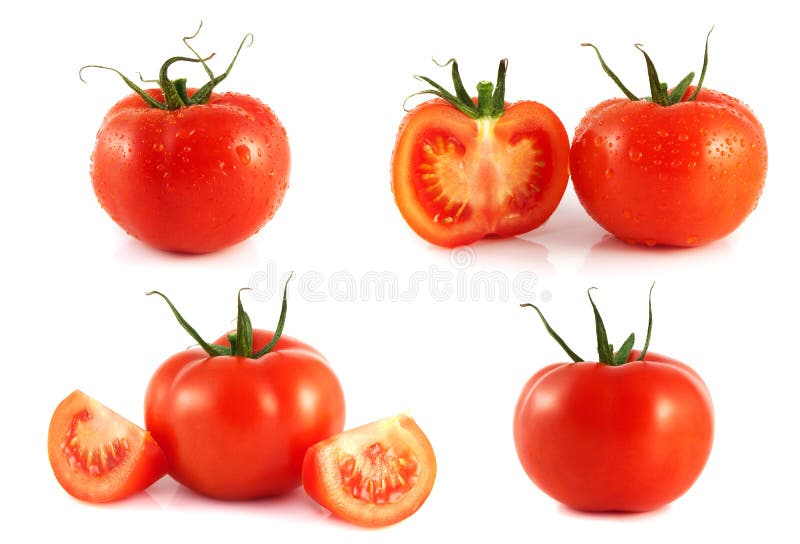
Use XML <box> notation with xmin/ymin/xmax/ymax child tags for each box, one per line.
<box><xmin>148</xmin><ymin>274</ymin><xmax>294</xmax><ymax>359</ymax></box>
<box><xmin>80</xmin><ymin>24</ymin><xmax>252</xmax><ymax>110</ymax></box>
<box><xmin>406</xmin><ymin>58</ymin><xmax>508</xmax><ymax>119</ymax></box>
<box><xmin>583</xmin><ymin>29</ymin><xmax>714</xmax><ymax>106</ymax></box>
<box><xmin>521</xmin><ymin>285</ymin><xmax>656</xmax><ymax>367</ymax></box>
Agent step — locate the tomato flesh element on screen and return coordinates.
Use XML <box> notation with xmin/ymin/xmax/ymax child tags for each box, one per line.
<box><xmin>339</xmin><ymin>441</ymin><xmax>420</xmax><ymax>505</ymax></box>
<box><xmin>302</xmin><ymin>414</ymin><xmax>436</xmax><ymax>527</ymax></box>
<box><xmin>48</xmin><ymin>390</ymin><xmax>167</xmax><ymax>503</ymax></box>
<box><xmin>393</xmin><ymin>100</ymin><xmax>569</xmax><ymax>247</ymax></box>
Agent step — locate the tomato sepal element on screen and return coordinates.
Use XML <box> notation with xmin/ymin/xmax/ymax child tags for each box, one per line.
<box><xmin>79</xmin><ymin>22</ymin><xmax>253</xmax><ymax>110</ymax></box>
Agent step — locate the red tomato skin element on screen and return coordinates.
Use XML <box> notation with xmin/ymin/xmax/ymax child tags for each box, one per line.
<box><xmin>144</xmin><ymin>330</ymin><xmax>345</xmax><ymax>500</ymax></box>
<box><xmin>570</xmin><ymin>88</ymin><xmax>767</xmax><ymax>247</ymax></box>
<box><xmin>91</xmin><ymin>88</ymin><xmax>290</xmax><ymax>254</ymax></box>
<box><xmin>48</xmin><ymin>390</ymin><xmax>168</xmax><ymax>503</ymax></box>
<box><xmin>513</xmin><ymin>352</ymin><xmax>713</xmax><ymax>512</ymax></box>
<box><xmin>392</xmin><ymin>99</ymin><xmax>570</xmax><ymax>247</ymax></box>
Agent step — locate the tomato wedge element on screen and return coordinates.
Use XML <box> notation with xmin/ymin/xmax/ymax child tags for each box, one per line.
<box><xmin>48</xmin><ymin>390</ymin><xmax>167</xmax><ymax>503</ymax></box>
<box><xmin>302</xmin><ymin>414</ymin><xmax>436</xmax><ymax>527</ymax></box>
<box><xmin>392</xmin><ymin>59</ymin><xmax>569</xmax><ymax>247</ymax></box>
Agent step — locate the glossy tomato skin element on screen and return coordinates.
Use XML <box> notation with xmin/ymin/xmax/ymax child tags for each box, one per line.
<box><xmin>513</xmin><ymin>351</ymin><xmax>713</xmax><ymax>512</ymax></box>
<box><xmin>302</xmin><ymin>414</ymin><xmax>436</xmax><ymax>527</ymax></box>
<box><xmin>392</xmin><ymin>99</ymin><xmax>570</xmax><ymax>247</ymax></box>
<box><xmin>91</xmin><ymin>88</ymin><xmax>290</xmax><ymax>254</ymax></box>
<box><xmin>570</xmin><ymin>87</ymin><xmax>767</xmax><ymax>246</ymax></box>
<box><xmin>144</xmin><ymin>330</ymin><xmax>345</xmax><ymax>500</ymax></box>
<box><xmin>48</xmin><ymin>390</ymin><xmax>167</xmax><ymax>503</ymax></box>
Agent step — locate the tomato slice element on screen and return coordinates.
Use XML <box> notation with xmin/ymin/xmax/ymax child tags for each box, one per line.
<box><xmin>392</xmin><ymin>100</ymin><xmax>569</xmax><ymax>247</ymax></box>
<box><xmin>48</xmin><ymin>390</ymin><xmax>167</xmax><ymax>503</ymax></box>
<box><xmin>302</xmin><ymin>414</ymin><xmax>436</xmax><ymax>527</ymax></box>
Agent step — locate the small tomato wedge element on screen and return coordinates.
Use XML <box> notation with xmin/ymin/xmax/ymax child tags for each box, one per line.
<box><xmin>392</xmin><ymin>59</ymin><xmax>569</xmax><ymax>247</ymax></box>
<box><xmin>48</xmin><ymin>390</ymin><xmax>167</xmax><ymax>503</ymax></box>
<box><xmin>302</xmin><ymin>414</ymin><xmax>436</xmax><ymax>527</ymax></box>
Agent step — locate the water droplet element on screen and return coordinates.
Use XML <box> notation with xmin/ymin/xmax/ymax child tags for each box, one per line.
<box><xmin>152</xmin><ymin>143</ymin><xmax>164</xmax><ymax>152</ymax></box>
<box><xmin>687</xmin><ymin>161</ymin><xmax>697</xmax><ymax>169</ymax></box>
<box><xmin>623</xmin><ymin>209</ymin><xmax>632</xmax><ymax>219</ymax></box>
<box><xmin>604</xmin><ymin>168</ymin><xmax>614</xmax><ymax>179</ymax></box>
<box><xmin>686</xmin><ymin>236</ymin><xmax>699</xmax><ymax>245</ymax></box>
<box><xmin>219</xmin><ymin>161</ymin><xmax>228</xmax><ymax>175</ymax></box>
<box><xmin>593</xmin><ymin>136</ymin><xmax>604</xmax><ymax>147</ymax></box>
<box><xmin>183</xmin><ymin>146</ymin><xmax>191</xmax><ymax>153</ymax></box>
<box><xmin>656</xmin><ymin>129</ymin><xmax>669</xmax><ymax>138</ymax></box>
<box><xmin>236</xmin><ymin>145</ymin><xmax>251</xmax><ymax>165</ymax></box>
<box><xmin>653</xmin><ymin>143</ymin><xmax>662</xmax><ymax>152</ymax></box>
<box><xmin>670</xmin><ymin>160</ymin><xmax>682</xmax><ymax>169</ymax></box>
<box><xmin>628</xmin><ymin>148</ymin><xmax>643</xmax><ymax>162</ymax></box>
<box><xmin>677</xmin><ymin>133</ymin><xmax>689</xmax><ymax>142</ymax></box>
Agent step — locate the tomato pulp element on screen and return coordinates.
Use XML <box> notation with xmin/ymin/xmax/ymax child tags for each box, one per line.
<box><xmin>392</xmin><ymin>60</ymin><xmax>569</xmax><ymax>247</ymax></box>
<box><xmin>302</xmin><ymin>415</ymin><xmax>436</xmax><ymax>527</ymax></box>
<box><xmin>48</xmin><ymin>390</ymin><xmax>167</xmax><ymax>503</ymax></box>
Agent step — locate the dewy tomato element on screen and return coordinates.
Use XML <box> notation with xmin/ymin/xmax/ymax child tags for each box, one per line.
<box><xmin>514</xmin><ymin>287</ymin><xmax>714</xmax><ymax>512</ymax></box>
<box><xmin>570</xmin><ymin>32</ymin><xmax>767</xmax><ymax>247</ymax></box>
<box><xmin>392</xmin><ymin>59</ymin><xmax>570</xmax><ymax>247</ymax></box>
<box><xmin>144</xmin><ymin>281</ymin><xmax>345</xmax><ymax>500</ymax></box>
<box><xmin>84</xmin><ymin>26</ymin><xmax>290</xmax><ymax>254</ymax></box>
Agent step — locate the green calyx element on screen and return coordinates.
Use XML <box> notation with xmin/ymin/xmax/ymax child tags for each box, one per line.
<box><xmin>520</xmin><ymin>284</ymin><xmax>655</xmax><ymax>366</ymax></box>
<box><xmin>79</xmin><ymin>22</ymin><xmax>253</xmax><ymax>111</ymax></box>
<box><xmin>582</xmin><ymin>28</ymin><xmax>713</xmax><ymax>106</ymax></box>
<box><xmin>406</xmin><ymin>58</ymin><xmax>509</xmax><ymax>119</ymax></box>
<box><xmin>147</xmin><ymin>274</ymin><xmax>293</xmax><ymax>359</ymax></box>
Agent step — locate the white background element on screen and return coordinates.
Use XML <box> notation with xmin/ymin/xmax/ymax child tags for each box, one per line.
<box><xmin>2</xmin><ymin>0</ymin><xmax>798</xmax><ymax>542</ymax></box>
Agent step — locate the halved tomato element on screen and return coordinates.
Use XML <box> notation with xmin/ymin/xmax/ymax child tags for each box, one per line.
<box><xmin>302</xmin><ymin>414</ymin><xmax>436</xmax><ymax>527</ymax></box>
<box><xmin>392</xmin><ymin>59</ymin><xmax>569</xmax><ymax>247</ymax></box>
<box><xmin>48</xmin><ymin>390</ymin><xmax>167</xmax><ymax>503</ymax></box>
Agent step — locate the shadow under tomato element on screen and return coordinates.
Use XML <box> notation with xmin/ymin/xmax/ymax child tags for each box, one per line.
<box><xmin>557</xmin><ymin>502</ymin><xmax>671</xmax><ymax>520</ymax></box>
<box><xmin>580</xmin><ymin>234</ymin><xmax>733</xmax><ymax>277</ymax></box>
<box><xmin>112</xmin><ymin>230</ymin><xmax>268</xmax><ymax>267</ymax></box>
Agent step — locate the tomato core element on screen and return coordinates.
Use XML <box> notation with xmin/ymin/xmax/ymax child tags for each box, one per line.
<box><xmin>61</xmin><ymin>409</ymin><xmax>130</xmax><ymax>478</ymax></box>
<box><xmin>338</xmin><ymin>442</ymin><xmax>420</xmax><ymax>505</ymax></box>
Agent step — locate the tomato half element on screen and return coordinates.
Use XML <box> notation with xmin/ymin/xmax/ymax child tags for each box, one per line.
<box><xmin>48</xmin><ymin>390</ymin><xmax>167</xmax><ymax>503</ymax></box>
<box><xmin>392</xmin><ymin>60</ymin><xmax>569</xmax><ymax>247</ymax></box>
<box><xmin>302</xmin><ymin>415</ymin><xmax>436</xmax><ymax>527</ymax></box>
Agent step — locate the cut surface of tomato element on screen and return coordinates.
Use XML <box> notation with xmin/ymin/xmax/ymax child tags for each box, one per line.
<box><xmin>48</xmin><ymin>390</ymin><xmax>167</xmax><ymax>503</ymax></box>
<box><xmin>393</xmin><ymin>100</ymin><xmax>569</xmax><ymax>247</ymax></box>
<box><xmin>302</xmin><ymin>414</ymin><xmax>436</xmax><ymax>527</ymax></box>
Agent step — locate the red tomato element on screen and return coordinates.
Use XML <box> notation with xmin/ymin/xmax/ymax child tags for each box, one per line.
<box><xmin>144</xmin><ymin>286</ymin><xmax>345</xmax><ymax>500</ymax></box>
<box><xmin>86</xmin><ymin>29</ymin><xmax>290</xmax><ymax>254</ymax></box>
<box><xmin>302</xmin><ymin>414</ymin><xmax>436</xmax><ymax>527</ymax></box>
<box><xmin>48</xmin><ymin>390</ymin><xmax>167</xmax><ymax>503</ymax></box>
<box><xmin>392</xmin><ymin>59</ymin><xmax>569</xmax><ymax>247</ymax></box>
<box><xmin>571</xmin><ymin>37</ymin><xmax>767</xmax><ymax>247</ymax></box>
<box><xmin>514</xmin><ymin>289</ymin><xmax>714</xmax><ymax>512</ymax></box>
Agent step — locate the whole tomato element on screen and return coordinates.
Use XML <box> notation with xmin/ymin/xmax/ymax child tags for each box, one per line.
<box><xmin>84</xmin><ymin>27</ymin><xmax>290</xmax><ymax>254</ymax></box>
<box><xmin>392</xmin><ymin>59</ymin><xmax>570</xmax><ymax>247</ymax></box>
<box><xmin>514</xmin><ymin>287</ymin><xmax>714</xmax><ymax>512</ymax></box>
<box><xmin>144</xmin><ymin>281</ymin><xmax>345</xmax><ymax>500</ymax></box>
<box><xmin>570</xmin><ymin>32</ymin><xmax>767</xmax><ymax>247</ymax></box>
